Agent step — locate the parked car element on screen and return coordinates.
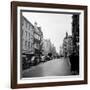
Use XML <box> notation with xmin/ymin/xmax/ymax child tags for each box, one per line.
<box><xmin>30</xmin><ymin>55</ymin><xmax>40</xmax><ymax>65</ymax></box>
<box><xmin>44</xmin><ymin>55</ymin><xmax>51</xmax><ymax>61</ymax></box>
<box><xmin>34</xmin><ymin>55</ymin><xmax>40</xmax><ymax>64</ymax></box>
<box><xmin>22</xmin><ymin>55</ymin><xmax>29</xmax><ymax>70</ymax></box>
<box><xmin>41</xmin><ymin>55</ymin><xmax>46</xmax><ymax>62</ymax></box>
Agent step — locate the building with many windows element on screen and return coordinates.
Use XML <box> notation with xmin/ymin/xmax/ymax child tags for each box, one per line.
<box><xmin>34</xmin><ymin>22</ymin><xmax>43</xmax><ymax>55</ymax></box>
<box><xmin>42</xmin><ymin>39</ymin><xmax>57</xmax><ymax>57</ymax></box>
<box><xmin>63</xmin><ymin>32</ymin><xmax>73</xmax><ymax>57</ymax></box>
<box><xmin>21</xmin><ymin>15</ymin><xmax>34</xmax><ymax>55</ymax></box>
<box><xmin>21</xmin><ymin>15</ymin><xmax>43</xmax><ymax>60</ymax></box>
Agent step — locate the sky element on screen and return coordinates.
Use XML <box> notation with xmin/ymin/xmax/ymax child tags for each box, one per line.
<box><xmin>22</xmin><ymin>12</ymin><xmax>72</xmax><ymax>53</ymax></box>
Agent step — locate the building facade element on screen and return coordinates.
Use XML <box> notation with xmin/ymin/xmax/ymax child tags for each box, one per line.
<box><xmin>42</xmin><ymin>39</ymin><xmax>57</xmax><ymax>56</ymax></box>
<box><xmin>42</xmin><ymin>39</ymin><xmax>52</xmax><ymax>55</ymax></box>
<box><xmin>21</xmin><ymin>16</ymin><xmax>34</xmax><ymax>55</ymax></box>
<box><xmin>63</xmin><ymin>32</ymin><xmax>73</xmax><ymax>57</ymax></box>
<box><xmin>59</xmin><ymin>46</ymin><xmax>64</xmax><ymax>57</ymax></box>
<box><xmin>62</xmin><ymin>14</ymin><xmax>79</xmax><ymax>58</ymax></box>
<box><xmin>33</xmin><ymin>22</ymin><xmax>43</xmax><ymax>55</ymax></box>
<box><xmin>21</xmin><ymin>15</ymin><xmax>43</xmax><ymax>58</ymax></box>
<box><xmin>72</xmin><ymin>14</ymin><xmax>79</xmax><ymax>56</ymax></box>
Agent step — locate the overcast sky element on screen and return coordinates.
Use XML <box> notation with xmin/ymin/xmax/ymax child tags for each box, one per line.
<box><xmin>22</xmin><ymin>12</ymin><xmax>72</xmax><ymax>53</ymax></box>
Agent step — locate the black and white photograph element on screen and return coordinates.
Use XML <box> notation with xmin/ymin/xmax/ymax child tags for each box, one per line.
<box><xmin>11</xmin><ymin>1</ymin><xmax>87</xmax><ymax>88</ymax></box>
<box><xmin>20</xmin><ymin>9</ymin><xmax>80</xmax><ymax>78</ymax></box>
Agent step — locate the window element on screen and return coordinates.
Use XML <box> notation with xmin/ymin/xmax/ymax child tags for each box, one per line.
<box><xmin>34</xmin><ymin>34</ymin><xmax>40</xmax><ymax>40</ymax></box>
<box><xmin>25</xmin><ymin>31</ymin><xmax>27</xmax><ymax>37</ymax></box>
<box><xmin>29</xmin><ymin>33</ymin><xmax>30</xmax><ymax>40</ymax></box>
<box><xmin>25</xmin><ymin>41</ymin><xmax>27</xmax><ymax>47</ymax></box>
<box><xmin>28</xmin><ymin>42</ymin><xmax>30</xmax><ymax>49</ymax></box>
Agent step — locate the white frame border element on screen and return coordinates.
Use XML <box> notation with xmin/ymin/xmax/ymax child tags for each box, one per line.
<box><xmin>17</xmin><ymin>6</ymin><xmax>84</xmax><ymax>84</ymax></box>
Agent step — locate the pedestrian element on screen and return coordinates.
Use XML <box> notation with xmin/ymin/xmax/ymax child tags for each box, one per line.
<box><xmin>69</xmin><ymin>54</ymin><xmax>75</xmax><ymax>74</ymax></box>
<box><xmin>69</xmin><ymin>53</ymin><xmax>79</xmax><ymax>75</ymax></box>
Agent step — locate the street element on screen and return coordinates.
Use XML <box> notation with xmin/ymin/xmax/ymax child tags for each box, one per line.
<box><xmin>22</xmin><ymin>57</ymin><xmax>71</xmax><ymax>77</ymax></box>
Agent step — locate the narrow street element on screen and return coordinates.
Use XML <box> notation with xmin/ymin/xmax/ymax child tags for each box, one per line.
<box><xmin>22</xmin><ymin>57</ymin><xmax>71</xmax><ymax>78</ymax></box>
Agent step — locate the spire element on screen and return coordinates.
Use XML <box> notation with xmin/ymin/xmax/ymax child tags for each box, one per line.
<box><xmin>66</xmin><ymin>32</ymin><xmax>68</xmax><ymax>38</ymax></box>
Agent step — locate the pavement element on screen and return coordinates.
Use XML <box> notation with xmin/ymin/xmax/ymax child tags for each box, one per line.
<box><xmin>22</xmin><ymin>57</ymin><xmax>71</xmax><ymax>78</ymax></box>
